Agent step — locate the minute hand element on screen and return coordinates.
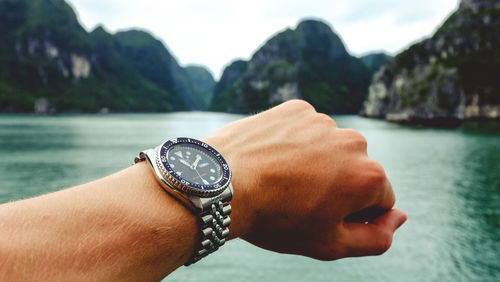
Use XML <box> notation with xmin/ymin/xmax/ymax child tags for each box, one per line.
<box><xmin>192</xmin><ymin>155</ymin><xmax>202</xmax><ymax>169</ymax></box>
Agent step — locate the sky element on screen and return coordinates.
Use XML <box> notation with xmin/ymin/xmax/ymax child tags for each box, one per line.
<box><xmin>67</xmin><ymin>0</ymin><xmax>459</xmax><ymax>79</ymax></box>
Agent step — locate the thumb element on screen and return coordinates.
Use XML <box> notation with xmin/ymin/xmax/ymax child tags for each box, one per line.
<box><xmin>341</xmin><ymin>209</ymin><xmax>406</xmax><ymax>257</ymax></box>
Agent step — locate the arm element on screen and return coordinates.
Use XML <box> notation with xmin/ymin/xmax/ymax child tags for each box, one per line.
<box><xmin>0</xmin><ymin>162</ymin><xmax>196</xmax><ymax>281</ymax></box>
<box><xmin>0</xmin><ymin>100</ymin><xmax>406</xmax><ymax>281</ymax></box>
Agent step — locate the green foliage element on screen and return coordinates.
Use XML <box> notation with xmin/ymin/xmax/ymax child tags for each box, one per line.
<box><xmin>378</xmin><ymin>0</ymin><xmax>500</xmax><ymax>118</ymax></box>
<box><xmin>21</xmin><ymin>0</ymin><xmax>91</xmax><ymax>53</ymax></box>
<box><xmin>210</xmin><ymin>60</ymin><xmax>248</xmax><ymax>111</ymax></box>
<box><xmin>184</xmin><ymin>65</ymin><xmax>216</xmax><ymax>108</ymax></box>
<box><xmin>212</xmin><ymin>19</ymin><xmax>371</xmax><ymax>114</ymax></box>
<box><xmin>360</xmin><ymin>53</ymin><xmax>392</xmax><ymax>76</ymax></box>
<box><xmin>267</xmin><ymin>61</ymin><xmax>294</xmax><ymax>85</ymax></box>
<box><xmin>298</xmin><ymin>53</ymin><xmax>370</xmax><ymax>114</ymax></box>
<box><xmin>0</xmin><ymin>0</ymin><xmax>204</xmax><ymax>113</ymax></box>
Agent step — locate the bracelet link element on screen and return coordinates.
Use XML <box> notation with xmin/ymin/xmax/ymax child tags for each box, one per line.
<box><xmin>184</xmin><ymin>199</ymin><xmax>231</xmax><ymax>266</ymax></box>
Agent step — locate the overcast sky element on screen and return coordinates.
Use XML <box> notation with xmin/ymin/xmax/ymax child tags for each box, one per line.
<box><xmin>67</xmin><ymin>0</ymin><xmax>459</xmax><ymax>79</ymax></box>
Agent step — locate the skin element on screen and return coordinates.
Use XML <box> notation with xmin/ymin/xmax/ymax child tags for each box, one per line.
<box><xmin>0</xmin><ymin>100</ymin><xmax>406</xmax><ymax>281</ymax></box>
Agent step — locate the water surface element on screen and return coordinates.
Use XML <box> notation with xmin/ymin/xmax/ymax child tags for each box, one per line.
<box><xmin>0</xmin><ymin>113</ymin><xmax>498</xmax><ymax>282</ymax></box>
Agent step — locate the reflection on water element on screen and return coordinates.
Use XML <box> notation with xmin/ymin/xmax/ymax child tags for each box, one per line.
<box><xmin>453</xmin><ymin>133</ymin><xmax>500</xmax><ymax>280</ymax></box>
<box><xmin>0</xmin><ymin>114</ymin><xmax>498</xmax><ymax>281</ymax></box>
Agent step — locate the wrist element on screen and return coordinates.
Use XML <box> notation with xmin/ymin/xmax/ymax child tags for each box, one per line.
<box><xmin>203</xmin><ymin>136</ymin><xmax>257</xmax><ymax>240</ymax></box>
<box><xmin>104</xmin><ymin>162</ymin><xmax>199</xmax><ymax>272</ymax></box>
<box><xmin>137</xmin><ymin>137</ymin><xmax>236</xmax><ymax>265</ymax></box>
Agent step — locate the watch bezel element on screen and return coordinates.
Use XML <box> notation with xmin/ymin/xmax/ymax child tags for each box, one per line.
<box><xmin>156</xmin><ymin>137</ymin><xmax>231</xmax><ymax>198</ymax></box>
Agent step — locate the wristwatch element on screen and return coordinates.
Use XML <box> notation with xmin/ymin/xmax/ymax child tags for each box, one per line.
<box><xmin>134</xmin><ymin>137</ymin><xmax>233</xmax><ymax>265</ymax></box>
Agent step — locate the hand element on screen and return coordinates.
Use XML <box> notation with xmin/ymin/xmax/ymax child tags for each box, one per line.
<box><xmin>204</xmin><ymin>100</ymin><xmax>406</xmax><ymax>260</ymax></box>
<box><xmin>179</xmin><ymin>158</ymin><xmax>192</xmax><ymax>169</ymax></box>
<box><xmin>191</xmin><ymin>155</ymin><xmax>202</xmax><ymax>170</ymax></box>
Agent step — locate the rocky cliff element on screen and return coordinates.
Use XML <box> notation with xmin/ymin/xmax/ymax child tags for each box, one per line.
<box><xmin>0</xmin><ymin>0</ymin><xmax>212</xmax><ymax>113</ymax></box>
<box><xmin>362</xmin><ymin>0</ymin><xmax>500</xmax><ymax>124</ymax></box>
<box><xmin>211</xmin><ymin>19</ymin><xmax>371</xmax><ymax>114</ymax></box>
<box><xmin>184</xmin><ymin>66</ymin><xmax>216</xmax><ymax>110</ymax></box>
<box><xmin>209</xmin><ymin>60</ymin><xmax>248</xmax><ymax>111</ymax></box>
<box><xmin>360</xmin><ymin>53</ymin><xmax>392</xmax><ymax>77</ymax></box>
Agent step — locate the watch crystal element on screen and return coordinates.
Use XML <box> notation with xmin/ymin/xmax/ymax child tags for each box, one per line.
<box><xmin>166</xmin><ymin>143</ymin><xmax>222</xmax><ymax>186</ymax></box>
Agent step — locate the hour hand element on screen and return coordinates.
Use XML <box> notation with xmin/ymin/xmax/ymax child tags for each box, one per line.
<box><xmin>179</xmin><ymin>159</ymin><xmax>192</xmax><ymax>168</ymax></box>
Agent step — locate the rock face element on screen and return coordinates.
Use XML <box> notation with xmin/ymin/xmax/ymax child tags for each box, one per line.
<box><xmin>209</xmin><ymin>60</ymin><xmax>248</xmax><ymax>112</ymax></box>
<box><xmin>362</xmin><ymin>0</ymin><xmax>500</xmax><ymax>124</ymax></box>
<box><xmin>360</xmin><ymin>53</ymin><xmax>392</xmax><ymax>77</ymax></box>
<box><xmin>184</xmin><ymin>66</ymin><xmax>215</xmax><ymax>110</ymax></box>
<box><xmin>211</xmin><ymin>19</ymin><xmax>371</xmax><ymax>114</ymax></box>
<box><xmin>0</xmin><ymin>0</ymin><xmax>212</xmax><ymax>112</ymax></box>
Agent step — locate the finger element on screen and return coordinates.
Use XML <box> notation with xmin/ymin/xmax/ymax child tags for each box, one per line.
<box><xmin>362</xmin><ymin>160</ymin><xmax>395</xmax><ymax>212</ymax></box>
<box><xmin>343</xmin><ymin>161</ymin><xmax>395</xmax><ymax>214</ymax></box>
<box><xmin>344</xmin><ymin>206</ymin><xmax>388</xmax><ymax>223</ymax></box>
<box><xmin>375</xmin><ymin>178</ymin><xmax>395</xmax><ymax>211</ymax></box>
<box><xmin>341</xmin><ymin>209</ymin><xmax>407</xmax><ymax>257</ymax></box>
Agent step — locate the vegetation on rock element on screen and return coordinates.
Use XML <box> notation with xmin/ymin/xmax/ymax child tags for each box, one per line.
<box><xmin>362</xmin><ymin>0</ymin><xmax>500</xmax><ymax>124</ymax></box>
<box><xmin>0</xmin><ymin>0</ymin><xmax>213</xmax><ymax>113</ymax></box>
<box><xmin>211</xmin><ymin>20</ymin><xmax>371</xmax><ymax>114</ymax></box>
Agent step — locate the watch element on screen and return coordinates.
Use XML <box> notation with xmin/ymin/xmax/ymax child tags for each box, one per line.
<box><xmin>134</xmin><ymin>137</ymin><xmax>233</xmax><ymax>265</ymax></box>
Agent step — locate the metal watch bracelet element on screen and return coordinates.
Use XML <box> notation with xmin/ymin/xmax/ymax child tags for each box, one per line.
<box><xmin>185</xmin><ymin>200</ymin><xmax>232</xmax><ymax>266</ymax></box>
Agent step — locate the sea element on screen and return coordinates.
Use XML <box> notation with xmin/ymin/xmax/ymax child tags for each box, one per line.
<box><xmin>0</xmin><ymin>112</ymin><xmax>499</xmax><ymax>282</ymax></box>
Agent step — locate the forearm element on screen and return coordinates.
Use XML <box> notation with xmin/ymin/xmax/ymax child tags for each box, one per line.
<box><xmin>0</xmin><ymin>162</ymin><xmax>197</xmax><ymax>281</ymax></box>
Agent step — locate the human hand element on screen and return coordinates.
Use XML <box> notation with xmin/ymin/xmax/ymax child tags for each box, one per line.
<box><xmin>204</xmin><ymin>100</ymin><xmax>406</xmax><ymax>260</ymax></box>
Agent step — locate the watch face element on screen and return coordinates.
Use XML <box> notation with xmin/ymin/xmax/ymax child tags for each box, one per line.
<box><xmin>158</xmin><ymin>138</ymin><xmax>231</xmax><ymax>193</ymax></box>
<box><xmin>167</xmin><ymin>143</ymin><xmax>222</xmax><ymax>185</ymax></box>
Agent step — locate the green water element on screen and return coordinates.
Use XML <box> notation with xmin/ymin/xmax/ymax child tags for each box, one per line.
<box><xmin>0</xmin><ymin>113</ymin><xmax>499</xmax><ymax>282</ymax></box>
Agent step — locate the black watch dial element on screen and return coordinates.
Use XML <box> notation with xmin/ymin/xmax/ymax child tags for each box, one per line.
<box><xmin>166</xmin><ymin>143</ymin><xmax>222</xmax><ymax>185</ymax></box>
<box><xmin>159</xmin><ymin>138</ymin><xmax>231</xmax><ymax>193</ymax></box>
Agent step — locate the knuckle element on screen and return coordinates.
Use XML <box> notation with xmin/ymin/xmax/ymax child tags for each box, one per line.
<box><xmin>355</xmin><ymin>136</ymin><xmax>368</xmax><ymax>151</ymax></box>
<box><xmin>354</xmin><ymin>159</ymin><xmax>388</xmax><ymax>191</ymax></box>
<box><xmin>314</xmin><ymin>113</ymin><xmax>338</xmax><ymax>127</ymax></box>
<box><xmin>345</xmin><ymin>128</ymin><xmax>366</xmax><ymax>144</ymax></box>
<box><xmin>341</xmin><ymin>129</ymin><xmax>367</xmax><ymax>150</ymax></box>
<box><xmin>358</xmin><ymin>158</ymin><xmax>395</xmax><ymax>208</ymax></box>
<box><xmin>363</xmin><ymin>159</ymin><xmax>387</xmax><ymax>185</ymax></box>
<box><xmin>372</xmin><ymin>231</ymin><xmax>393</xmax><ymax>255</ymax></box>
<box><xmin>341</xmin><ymin>128</ymin><xmax>363</xmax><ymax>139</ymax></box>
<box><xmin>282</xmin><ymin>99</ymin><xmax>315</xmax><ymax>112</ymax></box>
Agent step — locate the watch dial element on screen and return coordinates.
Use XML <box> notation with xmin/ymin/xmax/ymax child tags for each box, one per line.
<box><xmin>166</xmin><ymin>143</ymin><xmax>222</xmax><ymax>186</ymax></box>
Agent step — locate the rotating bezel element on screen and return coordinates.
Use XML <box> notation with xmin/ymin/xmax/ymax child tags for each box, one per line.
<box><xmin>156</xmin><ymin>137</ymin><xmax>231</xmax><ymax>198</ymax></box>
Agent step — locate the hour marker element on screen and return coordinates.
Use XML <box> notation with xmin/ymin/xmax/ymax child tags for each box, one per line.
<box><xmin>170</xmin><ymin>164</ymin><xmax>175</xmax><ymax>168</ymax></box>
<box><xmin>210</xmin><ymin>176</ymin><xmax>215</xmax><ymax>181</ymax></box>
<box><xmin>186</xmin><ymin>151</ymin><xmax>191</xmax><ymax>155</ymax></box>
<box><xmin>174</xmin><ymin>152</ymin><xmax>183</xmax><ymax>158</ymax></box>
<box><xmin>210</xmin><ymin>169</ymin><xmax>215</xmax><ymax>173</ymax></box>
<box><xmin>170</xmin><ymin>156</ymin><xmax>176</xmax><ymax>160</ymax></box>
<box><xmin>199</xmin><ymin>163</ymin><xmax>208</xmax><ymax>168</ymax></box>
<box><xmin>176</xmin><ymin>171</ymin><xmax>182</xmax><ymax>176</ymax></box>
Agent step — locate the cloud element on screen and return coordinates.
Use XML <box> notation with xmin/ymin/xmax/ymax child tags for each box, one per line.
<box><xmin>67</xmin><ymin>0</ymin><xmax>459</xmax><ymax>79</ymax></box>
